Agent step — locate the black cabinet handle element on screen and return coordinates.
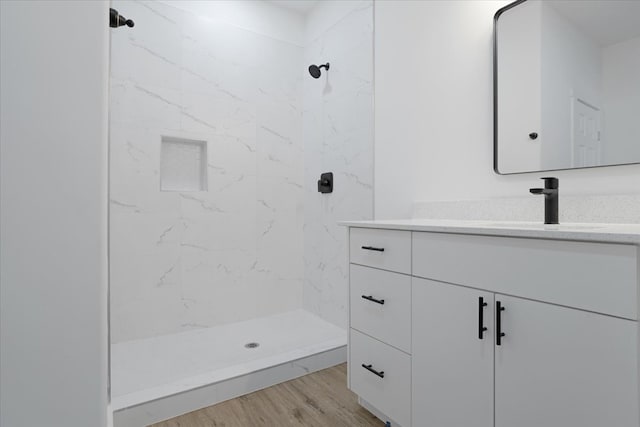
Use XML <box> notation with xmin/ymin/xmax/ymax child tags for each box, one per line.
<box><xmin>361</xmin><ymin>364</ymin><xmax>385</xmax><ymax>378</ymax></box>
<box><xmin>361</xmin><ymin>246</ymin><xmax>385</xmax><ymax>252</ymax></box>
<box><xmin>478</xmin><ymin>296</ymin><xmax>488</xmax><ymax>339</ymax></box>
<box><xmin>496</xmin><ymin>301</ymin><xmax>506</xmax><ymax>346</ymax></box>
<box><xmin>361</xmin><ymin>295</ymin><xmax>385</xmax><ymax>305</ymax></box>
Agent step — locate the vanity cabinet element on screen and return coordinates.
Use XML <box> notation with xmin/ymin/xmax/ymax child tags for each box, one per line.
<box><xmin>347</xmin><ymin>228</ymin><xmax>412</xmax><ymax>427</ymax></box>
<box><xmin>412</xmin><ymin>279</ymin><xmax>638</xmax><ymax>427</ymax></box>
<box><xmin>347</xmin><ymin>225</ymin><xmax>639</xmax><ymax>427</ymax></box>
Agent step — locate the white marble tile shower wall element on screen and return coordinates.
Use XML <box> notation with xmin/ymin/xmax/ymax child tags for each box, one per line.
<box><xmin>109</xmin><ymin>0</ymin><xmax>304</xmax><ymax>343</ymax></box>
<box><xmin>303</xmin><ymin>2</ymin><xmax>374</xmax><ymax>329</ymax></box>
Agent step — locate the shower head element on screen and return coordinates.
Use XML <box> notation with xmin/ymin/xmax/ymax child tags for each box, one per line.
<box><xmin>308</xmin><ymin>63</ymin><xmax>330</xmax><ymax>79</ymax></box>
<box><xmin>110</xmin><ymin>8</ymin><xmax>135</xmax><ymax>28</ymax></box>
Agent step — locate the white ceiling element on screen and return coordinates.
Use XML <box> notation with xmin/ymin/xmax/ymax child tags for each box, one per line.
<box><xmin>268</xmin><ymin>0</ymin><xmax>319</xmax><ymax>15</ymax></box>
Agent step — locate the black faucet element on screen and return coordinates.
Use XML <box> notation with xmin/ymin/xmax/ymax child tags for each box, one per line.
<box><xmin>530</xmin><ymin>177</ymin><xmax>559</xmax><ymax>224</ymax></box>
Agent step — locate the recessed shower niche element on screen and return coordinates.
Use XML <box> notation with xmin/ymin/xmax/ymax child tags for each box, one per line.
<box><xmin>160</xmin><ymin>136</ymin><xmax>207</xmax><ymax>192</ymax></box>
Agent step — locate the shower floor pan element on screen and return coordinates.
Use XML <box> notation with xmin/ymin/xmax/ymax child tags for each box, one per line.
<box><xmin>111</xmin><ymin>309</ymin><xmax>347</xmax><ymax>426</ymax></box>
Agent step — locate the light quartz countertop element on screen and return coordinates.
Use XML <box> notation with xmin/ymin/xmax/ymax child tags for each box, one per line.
<box><xmin>338</xmin><ymin>219</ymin><xmax>640</xmax><ymax>245</ymax></box>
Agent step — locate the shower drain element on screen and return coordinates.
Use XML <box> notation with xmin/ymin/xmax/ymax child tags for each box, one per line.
<box><xmin>244</xmin><ymin>342</ymin><xmax>260</xmax><ymax>349</ymax></box>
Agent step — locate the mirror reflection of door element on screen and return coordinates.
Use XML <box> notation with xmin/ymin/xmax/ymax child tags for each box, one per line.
<box><xmin>571</xmin><ymin>97</ymin><xmax>601</xmax><ymax>168</ymax></box>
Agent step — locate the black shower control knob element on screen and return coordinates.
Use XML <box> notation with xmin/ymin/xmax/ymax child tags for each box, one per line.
<box><xmin>317</xmin><ymin>172</ymin><xmax>333</xmax><ymax>193</ymax></box>
<box><xmin>529</xmin><ymin>132</ymin><xmax>538</xmax><ymax>140</ymax></box>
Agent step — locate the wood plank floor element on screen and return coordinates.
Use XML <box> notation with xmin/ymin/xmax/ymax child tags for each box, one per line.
<box><xmin>151</xmin><ymin>363</ymin><xmax>385</xmax><ymax>427</ymax></box>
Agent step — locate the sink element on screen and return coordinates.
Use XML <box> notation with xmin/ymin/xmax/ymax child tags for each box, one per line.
<box><xmin>478</xmin><ymin>221</ymin><xmax>604</xmax><ymax>231</ymax></box>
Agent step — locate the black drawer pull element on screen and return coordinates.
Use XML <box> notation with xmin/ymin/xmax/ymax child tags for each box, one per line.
<box><xmin>478</xmin><ymin>296</ymin><xmax>488</xmax><ymax>340</ymax></box>
<box><xmin>362</xmin><ymin>363</ymin><xmax>385</xmax><ymax>378</ymax></box>
<box><xmin>496</xmin><ymin>301</ymin><xmax>506</xmax><ymax>346</ymax></box>
<box><xmin>361</xmin><ymin>246</ymin><xmax>385</xmax><ymax>252</ymax></box>
<box><xmin>361</xmin><ymin>295</ymin><xmax>385</xmax><ymax>305</ymax></box>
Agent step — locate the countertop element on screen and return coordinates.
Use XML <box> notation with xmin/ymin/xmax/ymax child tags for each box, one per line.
<box><xmin>338</xmin><ymin>219</ymin><xmax>640</xmax><ymax>245</ymax></box>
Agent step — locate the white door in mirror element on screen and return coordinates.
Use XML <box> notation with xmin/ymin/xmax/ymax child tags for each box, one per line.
<box><xmin>572</xmin><ymin>96</ymin><xmax>601</xmax><ymax>167</ymax></box>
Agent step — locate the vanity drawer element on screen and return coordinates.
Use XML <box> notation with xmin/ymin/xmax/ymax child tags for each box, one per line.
<box><xmin>350</xmin><ymin>264</ymin><xmax>411</xmax><ymax>353</ymax></box>
<box><xmin>412</xmin><ymin>232</ymin><xmax>638</xmax><ymax>319</ymax></box>
<box><xmin>349</xmin><ymin>329</ymin><xmax>411</xmax><ymax>427</ymax></box>
<box><xmin>350</xmin><ymin>228</ymin><xmax>411</xmax><ymax>274</ymax></box>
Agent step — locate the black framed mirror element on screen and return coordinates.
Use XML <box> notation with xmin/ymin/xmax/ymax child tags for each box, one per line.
<box><xmin>494</xmin><ymin>0</ymin><xmax>640</xmax><ymax>174</ymax></box>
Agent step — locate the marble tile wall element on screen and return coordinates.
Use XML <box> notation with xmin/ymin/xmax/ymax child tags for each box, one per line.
<box><xmin>109</xmin><ymin>0</ymin><xmax>305</xmax><ymax>343</ymax></box>
<box><xmin>302</xmin><ymin>3</ymin><xmax>375</xmax><ymax>329</ymax></box>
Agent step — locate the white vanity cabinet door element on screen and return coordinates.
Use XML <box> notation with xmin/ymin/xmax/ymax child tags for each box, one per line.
<box><xmin>412</xmin><ymin>278</ymin><xmax>494</xmax><ymax>427</ymax></box>
<box><xmin>495</xmin><ymin>295</ymin><xmax>639</xmax><ymax>427</ymax></box>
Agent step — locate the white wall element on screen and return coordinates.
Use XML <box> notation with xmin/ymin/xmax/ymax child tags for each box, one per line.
<box><xmin>109</xmin><ymin>0</ymin><xmax>306</xmax><ymax>343</ymax></box>
<box><xmin>602</xmin><ymin>36</ymin><xmax>640</xmax><ymax>165</ymax></box>
<box><xmin>305</xmin><ymin>0</ymin><xmax>371</xmax><ymax>43</ymax></box>
<box><xmin>109</xmin><ymin>0</ymin><xmax>373</xmax><ymax>339</ymax></box>
<box><xmin>160</xmin><ymin>0</ymin><xmax>306</xmax><ymax>46</ymax></box>
<box><xmin>0</xmin><ymin>1</ymin><xmax>109</xmax><ymax>426</ymax></box>
<box><xmin>374</xmin><ymin>0</ymin><xmax>640</xmax><ymax>219</ymax></box>
<box><xmin>303</xmin><ymin>0</ymin><xmax>374</xmax><ymax>328</ymax></box>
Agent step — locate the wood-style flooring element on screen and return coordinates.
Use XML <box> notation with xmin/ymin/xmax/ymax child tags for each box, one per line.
<box><xmin>151</xmin><ymin>363</ymin><xmax>385</xmax><ymax>427</ymax></box>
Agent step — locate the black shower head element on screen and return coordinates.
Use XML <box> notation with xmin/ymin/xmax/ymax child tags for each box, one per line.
<box><xmin>110</xmin><ymin>8</ymin><xmax>134</xmax><ymax>28</ymax></box>
<box><xmin>308</xmin><ymin>63</ymin><xmax>330</xmax><ymax>79</ymax></box>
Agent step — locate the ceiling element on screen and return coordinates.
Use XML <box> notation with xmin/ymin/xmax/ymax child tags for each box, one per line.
<box><xmin>268</xmin><ymin>0</ymin><xmax>319</xmax><ymax>15</ymax></box>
